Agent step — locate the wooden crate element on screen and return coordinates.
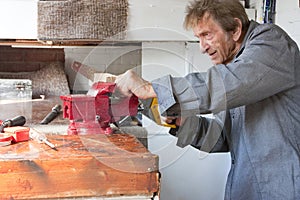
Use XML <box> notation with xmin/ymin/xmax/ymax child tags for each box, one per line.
<box><xmin>0</xmin><ymin>134</ymin><xmax>159</xmax><ymax>199</ymax></box>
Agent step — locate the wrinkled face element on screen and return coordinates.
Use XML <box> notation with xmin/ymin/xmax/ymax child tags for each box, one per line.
<box><xmin>193</xmin><ymin>13</ymin><xmax>240</xmax><ymax>65</ymax></box>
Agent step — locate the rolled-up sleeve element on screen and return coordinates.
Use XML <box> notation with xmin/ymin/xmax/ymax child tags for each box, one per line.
<box><xmin>151</xmin><ymin>75</ymin><xmax>177</xmax><ymax>115</ymax></box>
<box><xmin>151</xmin><ymin>71</ymin><xmax>225</xmax><ymax>116</ymax></box>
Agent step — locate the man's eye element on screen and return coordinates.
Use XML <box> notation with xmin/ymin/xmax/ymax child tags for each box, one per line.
<box><xmin>201</xmin><ymin>32</ymin><xmax>210</xmax><ymax>37</ymax></box>
<box><xmin>205</xmin><ymin>33</ymin><xmax>213</xmax><ymax>39</ymax></box>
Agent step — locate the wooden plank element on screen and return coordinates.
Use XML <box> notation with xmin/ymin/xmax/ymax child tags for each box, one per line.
<box><xmin>0</xmin><ymin>134</ymin><xmax>160</xmax><ymax>199</ymax></box>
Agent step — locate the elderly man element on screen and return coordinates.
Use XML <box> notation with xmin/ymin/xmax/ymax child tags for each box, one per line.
<box><xmin>115</xmin><ymin>0</ymin><xmax>300</xmax><ymax>199</ymax></box>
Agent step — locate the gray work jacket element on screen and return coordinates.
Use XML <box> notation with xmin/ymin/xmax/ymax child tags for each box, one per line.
<box><xmin>151</xmin><ymin>21</ymin><xmax>300</xmax><ymax>200</ymax></box>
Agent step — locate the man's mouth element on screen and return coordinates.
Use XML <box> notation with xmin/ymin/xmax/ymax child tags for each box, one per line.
<box><xmin>209</xmin><ymin>51</ymin><xmax>217</xmax><ymax>57</ymax></box>
<box><xmin>208</xmin><ymin>51</ymin><xmax>217</xmax><ymax>60</ymax></box>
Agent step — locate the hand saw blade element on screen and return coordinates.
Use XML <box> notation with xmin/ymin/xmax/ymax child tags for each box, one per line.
<box><xmin>71</xmin><ymin>61</ymin><xmax>116</xmax><ymax>82</ymax></box>
<box><xmin>72</xmin><ymin>61</ymin><xmax>98</xmax><ymax>81</ymax></box>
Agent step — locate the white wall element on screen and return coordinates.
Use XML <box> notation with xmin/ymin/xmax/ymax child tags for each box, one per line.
<box><xmin>141</xmin><ymin>42</ymin><xmax>231</xmax><ymax>200</ymax></box>
<box><xmin>64</xmin><ymin>45</ymin><xmax>142</xmax><ymax>92</ymax></box>
<box><xmin>0</xmin><ymin>0</ymin><xmax>194</xmax><ymax>41</ymax></box>
<box><xmin>248</xmin><ymin>0</ymin><xmax>300</xmax><ymax>46</ymax></box>
<box><xmin>126</xmin><ymin>0</ymin><xmax>194</xmax><ymax>41</ymax></box>
<box><xmin>0</xmin><ymin>0</ymin><xmax>37</xmax><ymax>39</ymax></box>
<box><xmin>0</xmin><ymin>0</ymin><xmax>255</xmax><ymax>42</ymax></box>
<box><xmin>276</xmin><ymin>0</ymin><xmax>300</xmax><ymax>46</ymax></box>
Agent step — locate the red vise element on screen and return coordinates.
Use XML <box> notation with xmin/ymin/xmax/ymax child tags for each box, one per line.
<box><xmin>60</xmin><ymin>82</ymin><xmax>139</xmax><ymax>135</ymax></box>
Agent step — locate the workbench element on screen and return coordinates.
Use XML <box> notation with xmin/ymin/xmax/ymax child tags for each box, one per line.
<box><xmin>0</xmin><ymin>97</ymin><xmax>160</xmax><ymax>199</ymax></box>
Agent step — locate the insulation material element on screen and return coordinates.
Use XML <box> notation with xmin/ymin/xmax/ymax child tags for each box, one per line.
<box><xmin>37</xmin><ymin>0</ymin><xmax>128</xmax><ymax>40</ymax></box>
<box><xmin>0</xmin><ymin>62</ymin><xmax>70</xmax><ymax>98</ymax></box>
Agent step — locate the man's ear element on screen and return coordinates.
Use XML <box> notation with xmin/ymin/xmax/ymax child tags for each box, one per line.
<box><xmin>233</xmin><ymin>18</ymin><xmax>243</xmax><ymax>42</ymax></box>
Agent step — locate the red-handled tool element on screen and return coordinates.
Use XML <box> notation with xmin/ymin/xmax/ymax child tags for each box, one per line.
<box><xmin>0</xmin><ymin>116</ymin><xmax>29</xmax><ymax>146</ymax></box>
<box><xmin>0</xmin><ymin>133</ymin><xmax>13</xmax><ymax>147</ymax></box>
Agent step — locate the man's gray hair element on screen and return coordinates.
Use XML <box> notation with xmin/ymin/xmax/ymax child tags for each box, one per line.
<box><xmin>184</xmin><ymin>0</ymin><xmax>250</xmax><ymax>32</ymax></box>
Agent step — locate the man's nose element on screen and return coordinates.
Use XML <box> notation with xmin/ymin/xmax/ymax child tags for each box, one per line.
<box><xmin>199</xmin><ymin>39</ymin><xmax>209</xmax><ymax>54</ymax></box>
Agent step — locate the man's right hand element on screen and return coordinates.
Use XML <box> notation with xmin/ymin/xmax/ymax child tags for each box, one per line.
<box><xmin>161</xmin><ymin>116</ymin><xmax>186</xmax><ymax>127</ymax></box>
<box><xmin>114</xmin><ymin>69</ymin><xmax>157</xmax><ymax>100</ymax></box>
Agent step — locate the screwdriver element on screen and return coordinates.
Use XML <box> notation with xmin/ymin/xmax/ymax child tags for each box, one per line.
<box><xmin>29</xmin><ymin>128</ymin><xmax>57</xmax><ymax>150</ymax></box>
<box><xmin>0</xmin><ymin>116</ymin><xmax>26</xmax><ymax>133</ymax></box>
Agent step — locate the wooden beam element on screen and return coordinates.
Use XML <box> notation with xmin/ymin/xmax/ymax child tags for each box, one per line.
<box><xmin>0</xmin><ymin>39</ymin><xmax>141</xmax><ymax>48</ymax></box>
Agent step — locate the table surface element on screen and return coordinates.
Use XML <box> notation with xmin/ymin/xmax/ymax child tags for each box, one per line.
<box><xmin>0</xmin><ymin>96</ymin><xmax>160</xmax><ymax>199</ymax></box>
